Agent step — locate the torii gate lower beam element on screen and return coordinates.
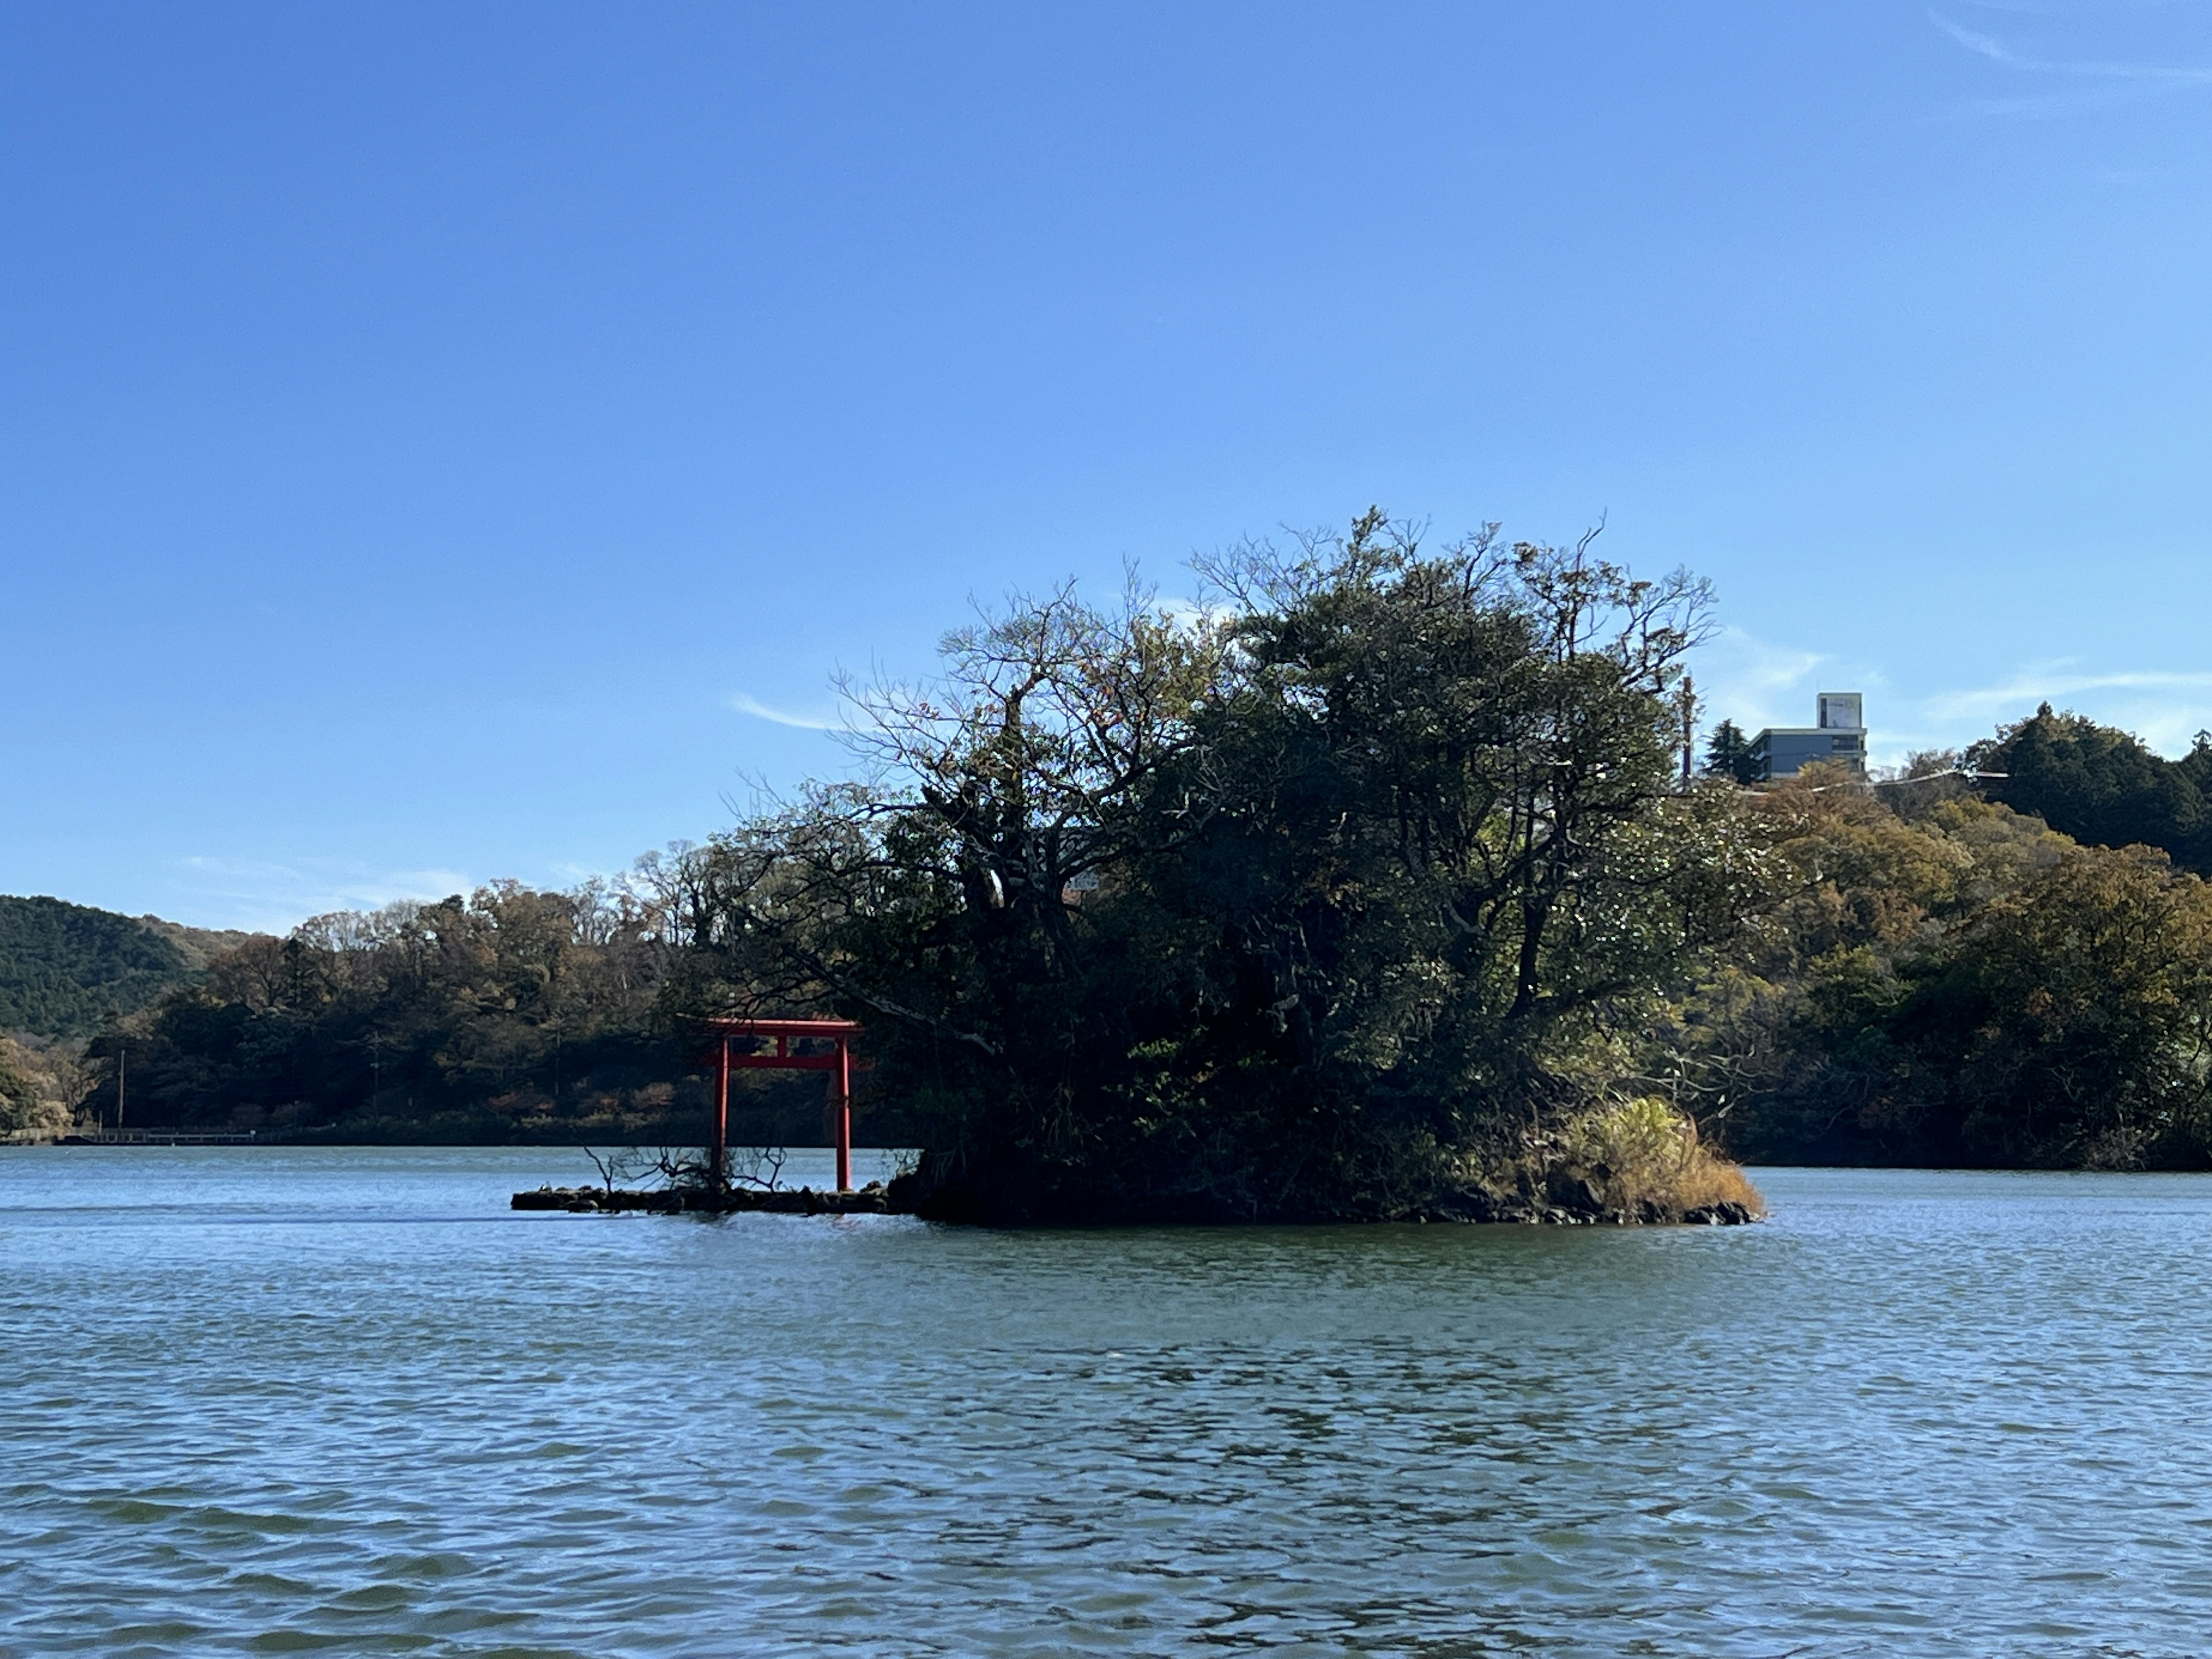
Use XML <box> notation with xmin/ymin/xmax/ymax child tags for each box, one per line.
<box><xmin>704</xmin><ymin>1018</ymin><xmax>865</xmax><ymax>1192</ymax></box>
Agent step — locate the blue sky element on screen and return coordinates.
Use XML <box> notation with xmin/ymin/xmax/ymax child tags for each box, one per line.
<box><xmin>5</xmin><ymin>1</ymin><xmax>2211</xmax><ymax>930</ymax></box>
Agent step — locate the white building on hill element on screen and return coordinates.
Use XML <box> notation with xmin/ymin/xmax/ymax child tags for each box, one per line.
<box><xmin>1751</xmin><ymin>692</ymin><xmax>1866</xmax><ymax>780</ymax></box>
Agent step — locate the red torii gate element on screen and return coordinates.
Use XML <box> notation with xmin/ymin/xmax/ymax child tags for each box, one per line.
<box><xmin>704</xmin><ymin>1017</ymin><xmax>865</xmax><ymax>1192</ymax></box>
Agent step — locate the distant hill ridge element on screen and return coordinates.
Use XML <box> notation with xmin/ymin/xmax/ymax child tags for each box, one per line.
<box><xmin>0</xmin><ymin>895</ymin><xmax>261</xmax><ymax>1039</ymax></box>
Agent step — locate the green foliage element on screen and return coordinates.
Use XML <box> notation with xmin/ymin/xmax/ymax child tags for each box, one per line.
<box><xmin>1969</xmin><ymin>704</ymin><xmax>2212</xmax><ymax>873</ymax></box>
<box><xmin>0</xmin><ymin>1034</ymin><xmax>78</xmax><ymax>1135</ymax></box>
<box><xmin>676</xmin><ymin>514</ymin><xmax>1758</xmax><ymax>1219</ymax></box>
<box><xmin>0</xmin><ymin>895</ymin><xmax>196</xmax><ymax>1039</ymax></box>
<box><xmin>1703</xmin><ymin>718</ymin><xmax>1761</xmax><ymax>785</ymax></box>
<box><xmin>1677</xmin><ymin>774</ymin><xmax>2212</xmax><ymax>1169</ymax></box>
<box><xmin>91</xmin><ymin>880</ymin><xmax>760</xmax><ymax>1142</ymax></box>
<box><xmin>0</xmin><ymin>1037</ymin><xmax>32</xmax><ymax>1122</ymax></box>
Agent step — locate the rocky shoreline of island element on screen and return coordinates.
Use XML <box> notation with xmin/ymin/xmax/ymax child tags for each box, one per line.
<box><xmin>510</xmin><ymin>1177</ymin><xmax>1759</xmax><ymax>1226</ymax></box>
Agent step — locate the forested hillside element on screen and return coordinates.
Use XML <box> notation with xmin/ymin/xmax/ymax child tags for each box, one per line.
<box><xmin>1969</xmin><ymin>706</ymin><xmax>2212</xmax><ymax>874</ymax></box>
<box><xmin>0</xmin><ymin>895</ymin><xmax>223</xmax><ymax>1038</ymax></box>
<box><xmin>1670</xmin><ymin>772</ymin><xmax>2212</xmax><ymax>1168</ymax></box>
<box><xmin>0</xmin><ymin>896</ymin><xmax>266</xmax><ymax>1134</ymax></box>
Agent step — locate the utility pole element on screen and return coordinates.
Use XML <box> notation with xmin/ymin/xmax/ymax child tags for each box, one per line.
<box><xmin>1679</xmin><ymin>674</ymin><xmax>1696</xmax><ymax>785</ymax></box>
<box><xmin>115</xmin><ymin>1040</ymin><xmax>125</xmax><ymax>1135</ymax></box>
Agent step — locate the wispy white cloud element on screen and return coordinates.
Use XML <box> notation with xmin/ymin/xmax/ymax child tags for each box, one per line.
<box><xmin>174</xmin><ymin>856</ymin><xmax>479</xmax><ymax>933</ymax></box>
<box><xmin>1689</xmin><ymin>606</ymin><xmax>2212</xmax><ymax>769</ymax></box>
<box><xmin>728</xmin><ymin>692</ymin><xmax>845</xmax><ymax>732</ymax></box>
<box><xmin>1937</xmin><ymin>16</ymin><xmax>2018</xmax><ymax>61</ymax></box>
<box><xmin>1690</xmin><ymin>626</ymin><xmax>1834</xmax><ymax>737</ymax></box>
<box><xmin>1931</xmin><ymin>9</ymin><xmax>2212</xmax><ymax>115</ymax></box>
<box><xmin>1159</xmin><ymin>594</ymin><xmax>1233</xmax><ymax>633</ymax></box>
<box><xmin>1946</xmin><ymin>85</ymin><xmax>2164</xmax><ymax>118</ymax></box>
<box><xmin>1919</xmin><ymin>668</ymin><xmax>2212</xmax><ymax>754</ymax></box>
<box><xmin>1697</xmin><ymin>633</ymin><xmax>2212</xmax><ymax>768</ymax></box>
<box><xmin>1922</xmin><ymin>665</ymin><xmax>2212</xmax><ymax>722</ymax></box>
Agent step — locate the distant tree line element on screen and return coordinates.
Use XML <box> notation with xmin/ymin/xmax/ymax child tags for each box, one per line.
<box><xmin>1970</xmin><ymin>704</ymin><xmax>2212</xmax><ymax>876</ymax></box>
<box><xmin>79</xmin><ymin>875</ymin><xmax>843</xmax><ymax>1145</ymax></box>
<box><xmin>79</xmin><ymin>514</ymin><xmax>2212</xmax><ymax>1194</ymax></box>
<box><xmin>1703</xmin><ymin>702</ymin><xmax>2212</xmax><ymax>872</ymax></box>
<box><xmin>1665</xmin><ymin>775</ymin><xmax>2212</xmax><ymax>1168</ymax></box>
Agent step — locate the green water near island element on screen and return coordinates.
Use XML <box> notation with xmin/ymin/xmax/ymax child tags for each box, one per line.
<box><xmin>3</xmin><ymin>1151</ymin><xmax>2210</xmax><ymax>1656</ymax></box>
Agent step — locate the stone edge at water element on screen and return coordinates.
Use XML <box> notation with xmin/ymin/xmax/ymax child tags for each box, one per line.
<box><xmin>512</xmin><ymin>1183</ymin><xmax>893</xmax><ymax>1215</ymax></box>
<box><xmin>509</xmin><ymin>1181</ymin><xmax>1757</xmax><ymax>1226</ymax></box>
<box><xmin>1403</xmin><ymin>1189</ymin><xmax>1760</xmax><ymax>1227</ymax></box>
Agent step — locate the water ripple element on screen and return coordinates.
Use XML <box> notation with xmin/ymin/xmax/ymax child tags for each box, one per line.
<box><xmin>5</xmin><ymin>1150</ymin><xmax>2212</xmax><ymax>1654</ymax></box>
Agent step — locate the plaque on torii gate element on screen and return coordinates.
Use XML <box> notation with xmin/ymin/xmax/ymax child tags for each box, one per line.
<box><xmin>703</xmin><ymin>1018</ymin><xmax>866</xmax><ymax>1192</ymax></box>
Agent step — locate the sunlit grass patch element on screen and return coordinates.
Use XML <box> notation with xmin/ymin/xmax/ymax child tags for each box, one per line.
<box><xmin>1563</xmin><ymin>1096</ymin><xmax>1764</xmax><ymax>1222</ymax></box>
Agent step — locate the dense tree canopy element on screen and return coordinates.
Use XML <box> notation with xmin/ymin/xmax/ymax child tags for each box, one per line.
<box><xmin>1702</xmin><ymin>719</ymin><xmax>1760</xmax><ymax>785</ymax></box>
<box><xmin>1969</xmin><ymin>705</ymin><xmax>2212</xmax><ymax>874</ymax></box>
<box><xmin>90</xmin><ymin>881</ymin><xmax>692</xmax><ymax>1141</ymax></box>
<box><xmin>1669</xmin><ymin>774</ymin><xmax>2212</xmax><ymax>1168</ymax></box>
<box><xmin>74</xmin><ymin>516</ymin><xmax>2212</xmax><ymax>1192</ymax></box>
<box><xmin>0</xmin><ymin>896</ymin><xmax>194</xmax><ymax>1038</ymax></box>
<box><xmin>668</xmin><ymin>516</ymin><xmax>1761</xmax><ymax>1218</ymax></box>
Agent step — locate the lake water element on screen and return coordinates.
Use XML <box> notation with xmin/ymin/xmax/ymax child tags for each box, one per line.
<box><xmin>3</xmin><ymin>1152</ymin><xmax>2210</xmax><ymax>1657</ymax></box>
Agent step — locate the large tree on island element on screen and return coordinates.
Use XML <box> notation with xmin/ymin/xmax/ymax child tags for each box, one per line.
<box><xmin>674</xmin><ymin>512</ymin><xmax>1766</xmax><ymax>1221</ymax></box>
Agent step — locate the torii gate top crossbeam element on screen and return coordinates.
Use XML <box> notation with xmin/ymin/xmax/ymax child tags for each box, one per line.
<box><xmin>704</xmin><ymin>1018</ymin><xmax>863</xmax><ymax>1038</ymax></box>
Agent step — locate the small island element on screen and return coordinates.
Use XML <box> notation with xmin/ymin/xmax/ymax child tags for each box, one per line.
<box><xmin>25</xmin><ymin>513</ymin><xmax>2212</xmax><ymax>1222</ymax></box>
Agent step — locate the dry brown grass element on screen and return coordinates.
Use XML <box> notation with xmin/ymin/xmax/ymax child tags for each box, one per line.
<box><xmin>1565</xmin><ymin>1096</ymin><xmax>1765</xmax><ymax>1221</ymax></box>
